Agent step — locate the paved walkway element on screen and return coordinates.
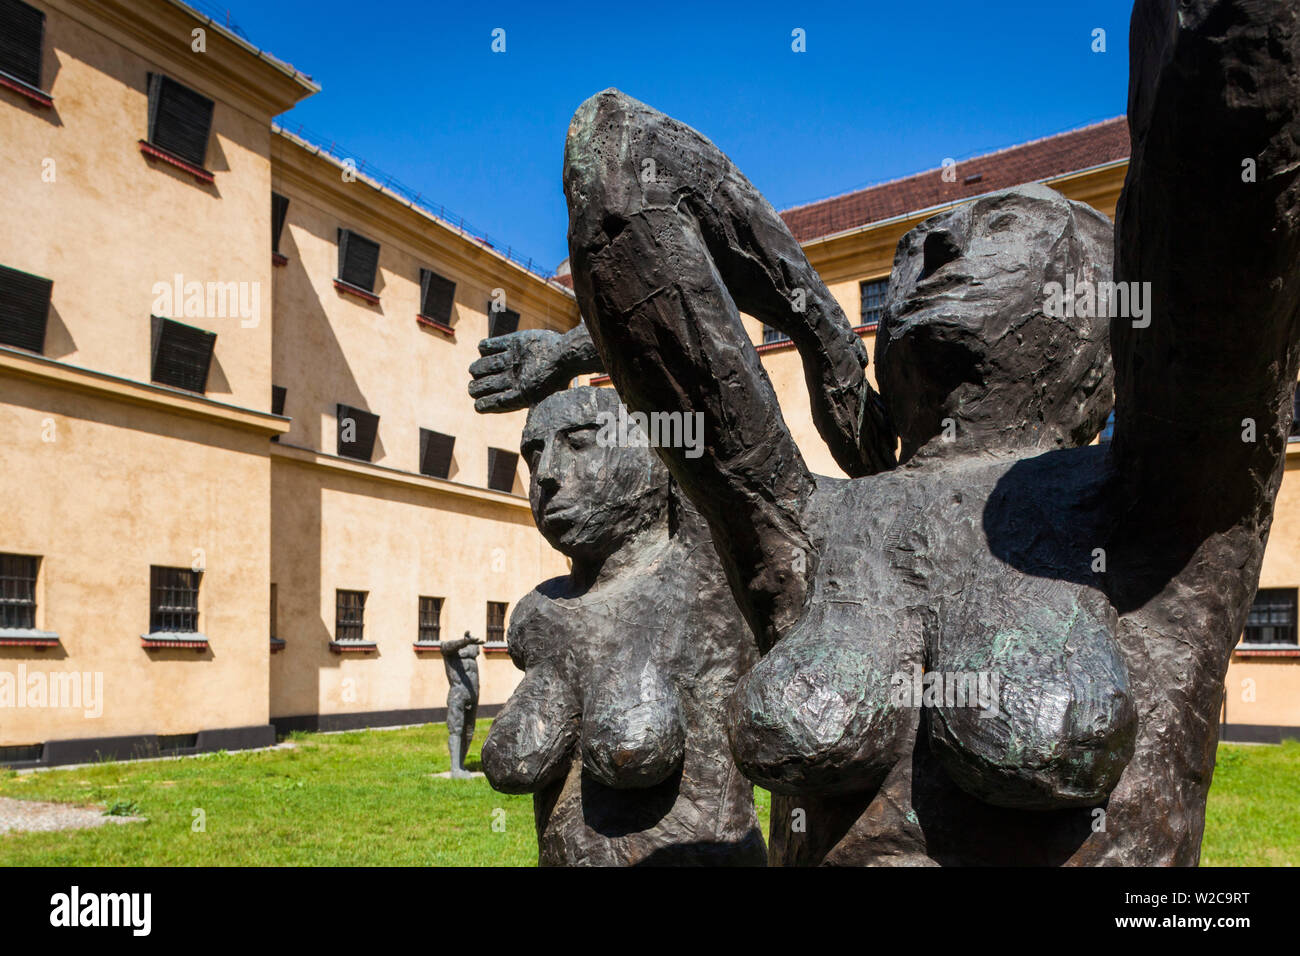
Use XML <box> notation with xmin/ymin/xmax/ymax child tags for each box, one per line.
<box><xmin>0</xmin><ymin>796</ymin><xmax>144</xmax><ymax>834</ymax></box>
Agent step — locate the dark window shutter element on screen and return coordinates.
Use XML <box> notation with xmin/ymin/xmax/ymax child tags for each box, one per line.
<box><xmin>271</xmin><ymin>385</ymin><xmax>286</xmax><ymax>416</ymax></box>
<box><xmin>487</xmin><ymin>447</ymin><xmax>518</xmax><ymax>492</ymax></box>
<box><xmin>147</xmin><ymin>73</ymin><xmax>215</xmax><ymax>168</ymax></box>
<box><xmin>337</xmin><ymin>403</ymin><xmax>379</xmax><ymax>461</ymax></box>
<box><xmin>271</xmin><ymin>193</ymin><xmax>289</xmax><ymax>254</ymax></box>
<box><xmin>338</xmin><ymin>229</ymin><xmax>380</xmax><ymax>292</ymax></box>
<box><xmin>0</xmin><ymin>263</ymin><xmax>51</xmax><ymax>353</ymax></box>
<box><xmin>0</xmin><ymin>0</ymin><xmax>43</xmax><ymax>88</ymax></box>
<box><xmin>151</xmin><ymin>315</ymin><xmax>215</xmax><ymax>393</ymax></box>
<box><xmin>489</xmin><ymin>306</ymin><xmax>519</xmax><ymax>338</ymax></box>
<box><xmin>419</xmin><ymin>268</ymin><xmax>456</xmax><ymax>325</ymax></box>
<box><xmin>419</xmin><ymin>428</ymin><xmax>455</xmax><ymax>479</ymax></box>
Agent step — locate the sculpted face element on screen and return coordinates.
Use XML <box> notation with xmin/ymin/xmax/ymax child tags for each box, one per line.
<box><xmin>876</xmin><ymin>183</ymin><xmax>1115</xmax><ymax>460</ymax></box>
<box><xmin>522</xmin><ymin>387</ymin><xmax>669</xmax><ymax>562</ymax></box>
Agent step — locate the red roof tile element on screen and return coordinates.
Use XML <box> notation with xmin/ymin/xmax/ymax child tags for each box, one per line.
<box><xmin>779</xmin><ymin>117</ymin><xmax>1130</xmax><ymax>243</ymax></box>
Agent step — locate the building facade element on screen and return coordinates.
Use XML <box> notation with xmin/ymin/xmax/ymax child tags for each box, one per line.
<box><xmin>1</xmin><ymin>0</ymin><xmax>1294</xmax><ymax>768</ymax></box>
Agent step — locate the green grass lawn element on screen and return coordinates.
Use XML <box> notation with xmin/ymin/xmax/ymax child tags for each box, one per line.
<box><xmin>0</xmin><ymin>724</ymin><xmax>1294</xmax><ymax>865</ymax></box>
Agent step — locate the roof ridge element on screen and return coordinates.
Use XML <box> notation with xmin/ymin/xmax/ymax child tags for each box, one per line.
<box><xmin>779</xmin><ymin>115</ymin><xmax>1128</xmax><ymax>215</ymax></box>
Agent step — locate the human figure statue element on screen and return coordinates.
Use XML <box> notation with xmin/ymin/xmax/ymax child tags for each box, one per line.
<box><xmin>472</xmin><ymin>385</ymin><xmax>766</xmax><ymax>866</ymax></box>
<box><xmin>529</xmin><ymin>0</ymin><xmax>1300</xmax><ymax>865</ymax></box>
<box><xmin>441</xmin><ymin>630</ymin><xmax>484</xmax><ymax>778</ymax></box>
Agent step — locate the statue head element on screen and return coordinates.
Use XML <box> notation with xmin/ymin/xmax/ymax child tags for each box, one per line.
<box><xmin>875</xmin><ymin>183</ymin><xmax>1115</xmax><ymax>462</ymax></box>
<box><xmin>522</xmin><ymin>386</ymin><xmax>670</xmax><ymax>564</ymax></box>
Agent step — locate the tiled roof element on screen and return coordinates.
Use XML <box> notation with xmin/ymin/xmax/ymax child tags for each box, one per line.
<box><xmin>778</xmin><ymin>117</ymin><xmax>1130</xmax><ymax>243</ymax></box>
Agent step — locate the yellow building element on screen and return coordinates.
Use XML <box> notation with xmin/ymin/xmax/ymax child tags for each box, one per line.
<box><xmin>1</xmin><ymin>0</ymin><xmax>1293</xmax><ymax>768</ymax></box>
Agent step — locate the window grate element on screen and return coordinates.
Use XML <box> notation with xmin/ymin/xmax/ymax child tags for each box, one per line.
<box><xmin>487</xmin><ymin>447</ymin><xmax>518</xmax><ymax>492</ymax></box>
<box><xmin>335</xmin><ymin>590</ymin><xmax>366</xmax><ymax>643</ymax></box>
<box><xmin>269</xmin><ymin>583</ymin><xmax>278</xmax><ymax>641</ymax></box>
<box><xmin>271</xmin><ymin>193</ymin><xmax>289</xmax><ymax>254</ymax></box>
<box><xmin>151</xmin><ymin>315</ymin><xmax>216</xmax><ymax>393</ymax></box>
<box><xmin>419</xmin><ymin>596</ymin><xmax>443</xmax><ymax>643</ymax></box>
<box><xmin>0</xmin><ymin>0</ymin><xmax>44</xmax><ymax>89</ymax></box>
<box><xmin>337</xmin><ymin>229</ymin><xmax>380</xmax><ymax>293</ymax></box>
<box><xmin>488</xmin><ymin>306</ymin><xmax>519</xmax><ymax>338</ymax></box>
<box><xmin>859</xmin><ymin>278</ymin><xmax>889</xmax><ymax>328</ymax></box>
<box><xmin>146</xmin><ymin>73</ymin><xmax>214</xmax><ymax>169</ymax></box>
<box><xmin>337</xmin><ymin>403</ymin><xmax>379</xmax><ymax>461</ymax></box>
<box><xmin>419</xmin><ymin>269</ymin><xmax>456</xmax><ymax>325</ymax></box>
<box><xmin>150</xmin><ymin>566</ymin><xmax>201</xmax><ymax>633</ymax></box>
<box><xmin>0</xmin><ymin>553</ymin><xmax>38</xmax><ymax>629</ymax></box>
<box><xmin>1243</xmin><ymin>587</ymin><xmax>1298</xmax><ymax>645</ymax></box>
<box><xmin>0</xmin><ymin>263</ymin><xmax>52</xmax><ymax>353</ymax></box>
<box><xmin>486</xmin><ymin>601</ymin><xmax>507</xmax><ymax>644</ymax></box>
<box><xmin>419</xmin><ymin>428</ymin><xmax>455</xmax><ymax>479</ymax></box>
<box><xmin>762</xmin><ymin>325</ymin><xmax>790</xmax><ymax>345</ymax></box>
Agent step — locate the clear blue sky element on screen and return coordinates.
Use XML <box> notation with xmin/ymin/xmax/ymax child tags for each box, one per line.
<box><xmin>210</xmin><ymin>0</ymin><xmax>1133</xmax><ymax>273</ymax></box>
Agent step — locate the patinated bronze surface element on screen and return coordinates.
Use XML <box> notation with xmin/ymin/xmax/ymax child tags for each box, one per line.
<box><xmin>554</xmin><ymin>0</ymin><xmax>1300</xmax><ymax>865</ymax></box>
<box><xmin>475</xmin><ymin>386</ymin><xmax>765</xmax><ymax>865</ymax></box>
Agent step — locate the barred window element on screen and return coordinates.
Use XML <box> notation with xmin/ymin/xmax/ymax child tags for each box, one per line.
<box><xmin>419</xmin><ymin>269</ymin><xmax>456</xmax><ymax>326</ymax></box>
<box><xmin>762</xmin><ymin>325</ymin><xmax>790</xmax><ymax>345</ymax></box>
<box><xmin>1243</xmin><ymin>588</ymin><xmax>1297</xmax><ymax>645</ymax></box>
<box><xmin>150</xmin><ymin>566</ymin><xmax>201</xmax><ymax>633</ymax></box>
<box><xmin>1290</xmin><ymin>384</ymin><xmax>1300</xmax><ymax>440</ymax></box>
<box><xmin>151</xmin><ymin>315</ymin><xmax>216</xmax><ymax>393</ymax></box>
<box><xmin>0</xmin><ymin>262</ymin><xmax>53</xmax><ymax>354</ymax></box>
<box><xmin>337</xmin><ymin>404</ymin><xmax>379</xmax><ymax>461</ymax></box>
<box><xmin>271</xmin><ymin>193</ymin><xmax>289</xmax><ymax>255</ymax></box>
<box><xmin>488</xmin><ymin>305</ymin><xmax>519</xmax><ymax>338</ymax></box>
<box><xmin>0</xmin><ymin>0</ymin><xmax>45</xmax><ymax>90</ymax></box>
<box><xmin>146</xmin><ymin>73</ymin><xmax>214</xmax><ymax>169</ymax></box>
<box><xmin>487</xmin><ymin>448</ymin><xmax>518</xmax><ymax>493</ymax></box>
<box><xmin>486</xmin><ymin>601</ymin><xmax>507</xmax><ymax>643</ymax></box>
<box><xmin>1098</xmin><ymin>411</ymin><xmax>1115</xmax><ymax>444</ymax></box>
<box><xmin>336</xmin><ymin>589</ymin><xmax>367</xmax><ymax>643</ymax></box>
<box><xmin>419</xmin><ymin>428</ymin><xmax>455</xmax><ymax>479</ymax></box>
<box><xmin>269</xmin><ymin>583</ymin><xmax>278</xmax><ymax>642</ymax></box>
<box><xmin>337</xmin><ymin>229</ymin><xmax>381</xmax><ymax>293</ymax></box>
<box><xmin>859</xmin><ymin>278</ymin><xmax>889</xmax><ymax>329</ymax></box>
<box><xmin>419</xmin><ymin>596</ymin><xmax>443</xmax><ymax>644</ymax></box>
<box><xmin>0</xmin><ymin>553</ymin><xmax>38</xmax><ymax>629</ymax></box>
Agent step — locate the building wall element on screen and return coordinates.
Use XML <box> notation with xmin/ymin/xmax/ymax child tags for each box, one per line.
<box><xmin>267</xmin><ymin>133</ymin><xmax>578</xmax><ymax>722</ymax></box>
<box><xmin>0</xmin><ymin>0</ymin><xmax>310</xmax><ymax>757</ymax></box>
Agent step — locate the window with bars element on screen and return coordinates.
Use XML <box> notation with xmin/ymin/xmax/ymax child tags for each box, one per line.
<box><xmin>146</xmin><ymin>73</ymin><xmax>215</xmax><ymax>169</ymax></box>
<box><xmin>271</xmin><ymin>193</ymin><xmax>289</xmax><ymax>255</ymax></box>
<box><xmin>1243</xmin><ymin>588</ymin><xmax>1298</xmax><ymax>645</ymax></box>
<box><xmin>419</xmin><ymin>269</ymin><xmax>456</xmax><ymax>326</ymax></box>
<box><xmin>0</xmin><ymin>0</ymin><xmax>45</xmax><ymax>90</ymax></box>
<box><xmin>269</xmin><ymin>583</ymin><xmax>278</xmax><ymax>641</ymax></box>
<box><xmin>337</xmin><ymin>229</ymin><xmax>381</xmax><ymax>293</ymax></box>
<box><xmin>1290</xmin><ymin>384</ymin><xmax>1300</xmax><ymax>441</ymax></box>
<box><xmin>419</xmin><ymin>596</ymin><xmax>443</xmax><ymax>644</ymax></box>
<box><xmin>762</xmin><ymin>325</ymin><xmax>790</xmax><ymax>345</ymax></box>
<box><xmin>150</xmin><ymin>566</ymin><xmax>201</xmax><ymax>633</ymax></box>
<box><xmin>0</xmin><ymin>553</ymin><xmax>38</xmax><ymax>629</ymax></box>
<box><xmin>487</xmin><ymin>447</ymin><xmax>518</xmax><ymax>492</ymax></box>
<box><xmin>337</xmin><ymin>404</ymin><xmax>379</xmax><ymax>461</ymax></box>
<box><xmin>859</xmin><ymin>278</ymin><xmax>889</xmax><ymax>329</ymax></box>
<box><xmin>486</xmin><ymin>601</ymin><xmax>507</xmax><ymax>644</ymax></box>
<box><xmin>419</xmin><ymin>428</ymin><xmax>455</xmax><ymax>479</ymax></box>
<box><xmin>488</xmin><ymin>305</ymin><xmax>519</xmax><ymax>338</ymax></box>
<box><xmin>151</xmin><ymin>315</ymin><xmax>216</xmax><ymax>393</ymax></box>
<box><xmin>335</xmin><ymin>590</ymin><xmax>367</xmax><ymax>643</ymax></box>
<box><xmin>0</xmin><ymin>263</ymin><xmax>52</xmax><ymax>353</ymax></box>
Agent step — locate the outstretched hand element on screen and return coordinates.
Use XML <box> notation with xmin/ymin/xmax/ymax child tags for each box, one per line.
<box><xmin>468</xmin><ymin>330</ymin><xmax>566</xmax><ymax>413</ymax></box>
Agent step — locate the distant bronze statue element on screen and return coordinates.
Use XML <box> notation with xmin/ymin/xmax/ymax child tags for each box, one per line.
<box><xmin>471</xmin><ymin>385</ymin><xmax>765</xmax><ymax>865</ymax></box>
<box><xmin>545</xmin><ymin>0</ymin><xmax>1300</xmax><ymax>865</ymax></box>
<box><xmin>441</xmin><ymin>630</ymin><xmax>484</xmax><ymax>778</ymax></box>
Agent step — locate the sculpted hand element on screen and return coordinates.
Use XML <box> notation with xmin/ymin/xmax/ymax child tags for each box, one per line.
<box><xmin>468</xmin><ymin>330</ymin><xmax>570</xmax><ymax>413</ymax></box>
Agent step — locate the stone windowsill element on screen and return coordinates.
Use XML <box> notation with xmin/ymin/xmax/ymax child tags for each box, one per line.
<box><xmin>0</xmin><ymin>628</ymin><xmax>61</xmax><ymax>648</ymax></box>
<box><xmin>141</xmin><ymin>631</ymin><xmax>208</xmax><ymax>650</ymax></box>
<box><xmin>330</xmin><ymin>640</ymin><xmax>377</xmax><ymax>654</ymax></box>
<box><xmin>0</xmin><ymin>70</ymin><xmax>53</xmax><ymax>108</ymax></box>
<box><xmin>416</xmin><ymin>314</ymin><xmax>455</xmax><ymax>337</ymax></box>
<box><xmin>333</xmin><ymin>278</ymin><xmax>380</xmax><ymax>305</ymax></box>
<box><xmin>138</xmin><ymin>140</ymin><xmax>215</xmax><ymax>184</ymax></box>
<box><xmin>1233</xmin><ymin>644</ymin><xmax>1300</xmax><ymax>657</ymax></box>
